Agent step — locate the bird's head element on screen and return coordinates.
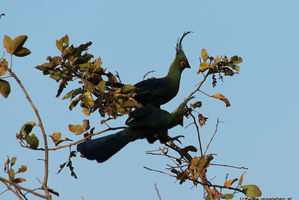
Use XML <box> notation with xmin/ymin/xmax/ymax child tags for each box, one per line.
<box><xmin>174</xmin><ymin>31</ymin><xmax>192</xmax><ymax>70</ymax></box>
<box><xmin>172</xmin><ymin>96</ymin><xmax>194</xmax><ymax>126</ymax></box>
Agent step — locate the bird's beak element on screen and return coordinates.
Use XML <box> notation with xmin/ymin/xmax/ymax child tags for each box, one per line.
<box><xmin>179</xmin><ymin>119</ymin><xmax>183</xmax><ymax>127</ymax></box>
<box><xmin>186</xmin><ymin>64</ymin><xmax>191</xmax><ymax>69</ymax></box>
<box><xmin>179</xmin><ymin>121</ymin><xmax>183</xmax><ymax>126</ymax></box>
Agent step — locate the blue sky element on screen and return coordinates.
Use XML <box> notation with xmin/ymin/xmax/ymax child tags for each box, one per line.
<box><xmin>1</xmin><ymin>0</ymin><xmax>298</xmax><ymax>199</ymax></box>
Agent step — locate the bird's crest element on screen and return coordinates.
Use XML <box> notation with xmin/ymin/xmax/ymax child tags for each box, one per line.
<box><xmin>176</xmin><ymin>31</ymin><xmax>192</xmax><ymax>54</ymax></box>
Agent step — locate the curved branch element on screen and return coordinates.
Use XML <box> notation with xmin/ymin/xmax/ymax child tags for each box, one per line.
<box><xmin>6</xmin><ymin>58</ymin><xmax>50</xmax><ymax>199</ymax></box>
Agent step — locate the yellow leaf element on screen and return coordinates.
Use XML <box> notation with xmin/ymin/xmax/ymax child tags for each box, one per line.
<box><xmin>224</xmin><ymin>179</ymin><xmax>234</xmax><ymax>188</ymax></box>
<box><xmin>197</xmin><ymin>63</ymin><xmax>211</xmax><ymax>73</ymax></box>
<box><xmin>14</xmin><ymin>177</ymin><xmax>26</xmax><ymax>183</ymax></box>
<box><xmin>68</xmin><ymin>124</ymin><xmax>84</xmax><ymax>135</ymax></box>
<box><xmin>0</xmin><ymin>58</ymin><xmax>8</xmax><ymax>76</ymax></box>
<box><xmin>3</xmin><ymin>35</ymin><xmax>14</xmax><ymax>54</ymax></box>
<box><xmin>238</xmin><ymin>172</ymin><xmax>245</xmax><ymax>186</ymax></box>
<box><xmin>201</xmin><ymin>49</ymin><xmax>209</xmax><ymax>62</ymax></box>
<box><xmin>211</xmin><ymin>93</ymin><xmax>231</xmax><ymax>107</ymax></box>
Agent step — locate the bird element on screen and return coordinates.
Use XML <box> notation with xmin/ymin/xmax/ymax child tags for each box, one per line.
<box><xmin>77</xmin><ymin>98</ymin><xmax>190</xmax><ymax>163</ymax></box>
<box><xmin>107</xmin><ymin>31</ymin><xmax>192</xmax><ymax>107</ymax></box>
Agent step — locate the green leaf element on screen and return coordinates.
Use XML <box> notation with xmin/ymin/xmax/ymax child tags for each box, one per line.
<box><xmin>238</xmin><ymin>172</ymin><xmax>245</xmax><ymax>186</ymax></box>
<box><xmin>11</xmin><ymin>157</ymin><xmax>17</xmax><ymax>166</ymax></box>
<box><xmin>3</xmin><ymin>35</ymin><xmax>14</xmax><ymax>54</ymax></box>
<box><xmin>201</xmin><ymin>49</ymin><xmax>209</xmax><ymax>62</ymax></box>
<box><xmin>21</xmin><ymin>122</ymin><xmax>36</xmax><ymax>136</ymax></box>
<box><xmin>26</xmin><ymin>133</ymin><xmax>39</xmax><ymax>149</ymax></box>
<box><xmin>0</xmin><ymin>79</ymin><xmax>11</xmax><ymax>98</ymax></box>
<box><xmin>0</xmin><ymin>58</ymin><xmax>8</xmax><ymax>76</ymax></box>
<box><xmin>62</xmin><ymin>88</ymin><xmax>83</xmax><ymax>100</ymax></box>
<box><xmin>224</xmin><ymin>193</ymin><xmax>234</xmax><ymax>199</ymax></box>
<box><xmin>82</xmin><ymin>119</ymin><xmax>90</xmax><ymax>131</ymax></box>
<box><xmin>13</xmin><ymin>47</ymin><xmax>31</xmax><ymax>57</ymax></box>
<box><xmin>17</xmin><ymin>165</ymin><xmax>27</xmax><ymax>173</ymax></box>
<box><xmin>121</xmin><ymin>84</ymin><xmax>135</xmax><ymax>93</ymax></box>
<box><xmin>68</xmin><ymin>124</ymin><xmax>84</xmax><ymax>135</ymax></box>
<box><xmin>242</xmin><ymin>185</ymin><xmax>262</xmax><ymax>197</ymax></box>
<box><xmin>197</xmin><ymin>62</ymin><xmax>211</xmax><ymax>73</ymax></box>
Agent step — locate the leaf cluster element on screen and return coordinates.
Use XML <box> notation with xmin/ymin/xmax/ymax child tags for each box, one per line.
<box><xmin>16</xmin><ymin>122</ymin><xmax>39</xmax><ymax>149</ymax></box>
<box><xmin>4</xmin><ymin>156</ymin><xmax>27</xmax><ymax>184</ymax></box>
<box><xmin>198</xmin><ymin>49</ymin><xmax>242</xmax><ymax>87</ymax></box>
<box><xmin>36</xmin><ymin>35</ymin><xmax>139</xmax><ymax>119</ymax></box>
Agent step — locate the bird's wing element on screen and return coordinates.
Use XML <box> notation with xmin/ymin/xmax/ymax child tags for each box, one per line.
<box><xmin>134</xmin><ymin>78</ymin><xmax>167</xmax><ymax>96</ymax></box>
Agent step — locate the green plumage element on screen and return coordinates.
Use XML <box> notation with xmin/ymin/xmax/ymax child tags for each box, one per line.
<box><xmin>77</xmin><ymin>98</ymin><xmax>190</xmax><ymax>163</ymax></box>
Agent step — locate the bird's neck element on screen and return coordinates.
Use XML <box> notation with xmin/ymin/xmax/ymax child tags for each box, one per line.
<box><xmin>166</xmin><ymin>63</ymin><xmax>183</xmax><ymax>84</ymax></box>
<box><xmin>168</xmin><ymin>113</ymin><xmax>180</xmax><ymax>128</ymax></box>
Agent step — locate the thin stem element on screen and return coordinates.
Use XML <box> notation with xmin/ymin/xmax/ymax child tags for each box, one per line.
<box><xmin>204</xmin><ymin>119</ymin><xmax>220</xmax><ymax>155</ymax></box>
<box><xmin>154</xmin><ymin>183</ymin><xmax>162</xmax><ymax>200</ymax></box>
<box><xmin>0</xmin><ymin>177</ymin><xmax>47</xmax><ymax>199</ymax></box>
<box><xmin>190</xmin><ymin>113</ymin><xmax>203</xmax><ymax>155</ymax></box>
<box><xmin>210</xmin><ymin>163</ymin><xmax>248</xmax><ymax>170</ymax></box>
<box><xmin>186</xmin><ymin>72</ymin><xmax>209</xmax><ymax>100</ymax></box>
<box><xmin>6</xmin><ymin>57</ymin><xmax>50</xmax><ymax>199</ymax></box>
<box><xmin>0</xmin><ymin>180</ymin><xmax>24</xmax><ymax>200</ymax></box>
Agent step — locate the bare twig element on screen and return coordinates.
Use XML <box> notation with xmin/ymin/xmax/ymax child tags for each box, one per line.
<box><xmin>204</xmin><ymin>119</ymin><xmax>220</xmax><ymax>155</ymax></box>
<box><xmin>154</xmin><ymin>183</ymin><xmax>162</xmax><ymax>200</ymax></box>
<box><xmin>210</xmin><ymin>163</ymin><xmax>248</xmax><ymax>170</ymax></box>
<box><xmin>0</xmin><ymin>177</ymin><xmax>47</xmax><ymax>199</ymax></box>
<box><xmin>190</xmin><ymin>113</ymin><xmax>203</xmax><ymax>155</ymax></box>
<box><xmin>0</xmin><ymin>180</ymin><xmax>24</xmax><ymax>200</ymax></box>
<box><xmin>143</xmin><ymin>166</ymin><xmax>175</xmax><ymax>177</ymax></box>
<box><xmin>186</xmin><ymin>72</ymin><xmax>209</xmax><ymax>101</ymax></box>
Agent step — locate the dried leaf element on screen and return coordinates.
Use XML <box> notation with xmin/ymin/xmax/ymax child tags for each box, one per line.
<box><xmin>17</xmin><ymin>165</ymin><xmax>27</xmax><ymax>173</ymax></box>
<box><xmin>14</xmin><ymin>177</ymin><xmax>26</xmax><ymax>183</ymax></box>
<box><xmin>211</xmin><ymin>93</ymin><xmax>231</xmax><ymax>107</ymax></box>
<box><xmin>68</xmin><ymin>124</ymin><xmax>84</xmax><ymax>135</ymax></box>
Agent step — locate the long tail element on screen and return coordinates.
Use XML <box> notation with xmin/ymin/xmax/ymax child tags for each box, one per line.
<box><xmin>77</xmin><ymin>128</ymin><xmax>141</xmax><ymax>163</ymax></box>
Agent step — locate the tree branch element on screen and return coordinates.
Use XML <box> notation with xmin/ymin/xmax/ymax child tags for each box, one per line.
<box><xmin>6</xmin><ymin>58</ymin><xmax>51</xmax><ymax>199</ymax></box>
<box><xmin>0</xmin><ymin>177</ymin><xmax>47</xmax><ymax>199</ymax></box>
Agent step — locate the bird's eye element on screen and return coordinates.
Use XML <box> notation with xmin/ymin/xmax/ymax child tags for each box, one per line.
<box><xmin>180</xmin><ymin>60</ymin><xmax>185</xmax><ymax>67</ymax></box>
<box><xmin>178</xmin><ymin>115</ymin><xmax>183</xmax><ymax>120</ymax></box>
